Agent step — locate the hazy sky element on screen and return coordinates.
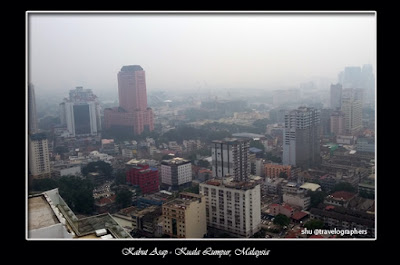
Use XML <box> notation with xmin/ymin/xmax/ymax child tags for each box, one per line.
<box><xmin>28</xmin><ymin>12</ymin><xmax>376</xmax><ymax>94</ymax></box>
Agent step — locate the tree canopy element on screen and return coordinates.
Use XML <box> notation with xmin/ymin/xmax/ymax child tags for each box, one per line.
<box><xmin>273</xmin><ymin>214</ymin><xmax>290</xmax><ymax>227</ymax></box>
<box><xmin>115</xmin><ymin>189</ymin><xmax>133</xmax><ymax>209</ymax></box>
<box><xmin>81</xmin><ymin>161</ymin><xmax>113</xmax><ymax>179</ymax></box>
<box><xmin>304</xmin><ymin>219</ymin><xmax>324</xmax><ymax>230</ymax></box>
<box><xmin>309</xmin><ymin>190</ymin><xmax>327</xmax><ymax>208</ymax></box>
<box><xmin>331</xmin><ymin>182</ymin><xmax>356</xmax><ymax>193</ymax></box>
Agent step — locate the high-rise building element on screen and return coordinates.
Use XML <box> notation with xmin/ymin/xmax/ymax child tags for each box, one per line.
<box><xmin>330</xmin><ymin>83</ymin><xmax>342</xmax><ymax>110</ymax></box>
<box><xmin>341</xmin><ymin>66</ymin><xmax>362</xmax><ymax>89</ymax></box>
<box><xmin>283</xmin><ymin>107</ymin><xmax>321</xmax><ymax>168</ymax></box>
<box><xmin>361</xmin><ymin>64</ymin><xmax>375</xmax><ymax>106</ymax></box>
<box><xmin>126</xmin><ymin>159</ymin><xmax>159</xmax><ymax>194</ymax></box>
<box><xmin>28</xmin><ymin>133</ymin><xmax>51</xmax><ymax>179</ymax></box>
<box><xmin>330</xmin><ymin>111</ymin><xmax>345</xmax><ymax>136</ymax></box>
<box><xmin>211</xmin><ymin>138</ymin><xmax>250</xmax><ymax>181</ymax></box>
<box><xmin>341</xmin><ymin>89</ymin><xmax>363</xmax><ymax>135</ymax></box>
<box><xmin>59</xmin><ymin>86</ymin><xmax>101</xmax><ymax>137</ymax></box>
<box><xmin>199</xmin><ymin>178</ymin><xmax>261</xmax><ymax>238</ymax></box>
<box><xmin>320</xmin><ymin>108</ymin><xmax>333</xmax><ymax>136</ymax></box>
<box><xmin>104</xmin><ymin>65</ymin><xmax>154</xmax><ymax>135</ymax></box>
<box><xmin>28</xmin><ymin>83</ymin><xmax>38</xmax><ymax>134</ymax></box>
<box><xmin>160</xmin><ymin>157</ymin><xmax>192</xmax><ymax>191</ymax></box>
<box><xmin>162</xmin><ymin>192</ymin><xmax>207</xmax><ymax>238</ymax></box>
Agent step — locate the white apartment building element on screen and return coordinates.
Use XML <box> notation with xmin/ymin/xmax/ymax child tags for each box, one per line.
<box><xmin>199</xmin><ymin>178</ymin><xmax>261</xmax><ymax>238</ymax></box>
<box><xmin>161</xmin><ymin>157</ymin><xmax>192</xmax><ymax>190</ymax></box>
<box><xmin>59</xmin><ymin>87</ymin><xmax>101</xmax><ymax>137</ymax></box>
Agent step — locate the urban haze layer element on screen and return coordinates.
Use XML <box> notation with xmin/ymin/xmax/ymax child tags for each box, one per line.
<box><xmin>27</xmin><ymin>14</ymin><xmax>375</xmax><ymax>240</ymax></box>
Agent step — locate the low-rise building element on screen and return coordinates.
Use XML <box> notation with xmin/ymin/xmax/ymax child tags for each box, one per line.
<box><xmin>310</xmin><ymin>205</ymin><xmax>374</xmax><ymax>237</ymax></box>
<box><xmin>324</xmin><ymin>191</ymin><xmax>356</xmax><ymax>208</ymax></box>
<box><xmin>283</xmin><ymin>193</ymin><xmax>311</xmax><ymax>210</ymax></box>
<box><xmin>264</xmin><ymin>177</ymin><xmax>285</xmax><ymax>195</ymax></box>
<box><xmin>269</xmin><ymin>203</ymin><xmax>294</xmax><ymax>218</ymax></box>
<box><xmin>265</xmin><ymin>164</ymin><xmax>292</xmax><ymax>178</ymax></box>
<box><xmin>356</xmin><ymin>137</ymin><xmax>375</xmax><ymax>153</ymax></box>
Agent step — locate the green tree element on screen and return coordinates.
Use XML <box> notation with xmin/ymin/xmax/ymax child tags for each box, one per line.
<box><xmin>58</xmin><ymin>176</ymin><xmax>95</xmax><ymax>214</ymax></box>
<box><xmin>252</xmin><ymin>118</ymin><xmax>270</xmax><ymax>134</ymax></box>
<box><xmin>114</xmin><ymin>170</ymin><xmax>127</xmax><ymax>186</ymax></box>
<box><xmin>309</xmin><ymin>190</ymin><xmax>327</xmax><ymax>208</ymax></box>
<box><xmin>250</xmin><ymin>140</ymin><xmax>265</xmax><ymax>152</ymax></box>
<box><xmin>54</xmin><ymin>146</ymin><xmax>69</xmax><ymax>154</ymax></box>
<box><xmin>30</xmin><ymin>178</ymin><xmax>58</xmax><ymax>192</ymax></box>
<box><xmin>197</xmin><ymin>159</ymin><xmax>210</xmax><ymax>168</ymax></box>
<box><xmin>252</xmin><ymin>228</ymin><xmax>267</xmax><ymax>238</ymax></box>
<box><xmin>279</xmin><ymin>171</ymin><xmax>288</xmax><ymax>179</ymax></box>
<box><xmin>331</xmin><ymin>182</ymin><xmax>356</xmax><ymax>193</ymax></box>
<box><xmin>81</xmin><ymin>161</ymin><xmax>113</xmax><ymax>179</ymax></box>
<box><xmin>116</xmin><ymin>189</ymin><xmax>133</xmax><ymax>209</ymax></box>
<box><xmin>304</xmin><ymin>219</ymin><xmax>324</xmax><ymax>230</ymax></box>
<box><xmin>273</xmin><ymin>214</ymin><xmax>290</xmax><ymax>227</ymax></box>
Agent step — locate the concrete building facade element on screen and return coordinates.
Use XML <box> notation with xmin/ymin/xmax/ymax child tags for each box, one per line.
<box><xmin>199</xmin><ymin>178</ymin><xmax>261</xmax><ymax>238</ymax></box>
<box><xmin>162</xmin><ymin>192</ymin><xmax>207</xmax><ymax>238</ymax></box>
<box><xmin>283</xmin><ymin>107</ymin><xmax>321</xmax><ymax>168</ymax></box>
<box><xmin>29</xmin><ymin>133</ymin><xmax>51</xmax><ymax>179</ymax></box>
<box><xmin>341</xmin><ymin>88</ymin><xmax>363</xmax><ymax>135</ymax></box>
<box><xmin>104</xmin><ymin>65</ymin><xmax>154</xmax><ymax>135</ymax></box>
<box><xmin>59</xmin><ymin>86</ymin><xmax>101</xmax><ymax>137</ymax></box>
<box><xmin>211</xmin><ymin>138</ymin><xmax>250</xmax><ymax>181</ymax></box>
<box><xmin>160</xmin><ymin>157</ymin><xmax>192</xmax><ymax>191</ymax></box>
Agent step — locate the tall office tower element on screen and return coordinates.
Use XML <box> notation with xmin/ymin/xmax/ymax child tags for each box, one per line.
<box><xmin>283</xmin><ymin>107</ymin><xmax>321</xmax><ymax>168</ymax></box>
<box><xmin>330</xmin><ymin>111</ymin><xmax>345</xmax><ymax>136</ymax></box>
<box><xmin>330</xmin><ymin>83</ymin><xmax>342</xmax><ymax>110</ymax></box>
<box><xmin>28</xmin><ymin>83</ymin><xmax>38</xmax><ymax>134</ymax></box>
<box><xmin>199</xmin><ymin>178</ymin><xmax>261</xmax><ymax>238</ymax></box>
<box><xmin>211</xmin><ymin>138</ymin><xmax>250</xmax><ymax>181</ymax></box>
<box><xmin>361</xmin><ymin>64</ymin><xmax>375</xmax><ymax>106</ymax></box>
<box><xmin>160</xmin><ymin>157</ymin><xmax>192</xmax><ymax>191</ymax></box>
<box><xmin>104</xmin><ymin>65</ymin><xmax>154</xmax><ymax>135</ymax></box>
<box><xmin>28</xmin><ymin>133</ymin><xmax>51</xmax><ymax>179</ymax></box>
<box><xmin>59</xmin><ymin>86</ymin><xmax>101</xmax><ymax>137</ymax></box>
<box><xmin>341</xmin><ymin>89</ymin><xmax>363</xmax><ymax>135</ymax></box>
<box><xmin>342</xmin><ymin>66</ymin><xmax>362</xmax><ymax>89</ymax></box>
<box><xmin>320</xmin><ymin>108</ymin><xmax>333</xmax><ymax>136</ymax></box>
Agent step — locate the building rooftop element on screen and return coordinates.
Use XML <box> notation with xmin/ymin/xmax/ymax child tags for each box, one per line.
<box><xmin>204</xmin><ymin>178</ymin><xmax>258</xmax><ymax>190</ymax></box>
<box><xmin>300</xmin><ymin>182</ymin><xmax>321</xmax><ymax>192</ymax></box>
<box><xmin>161</xmin><ymin>157</ymin><xmax>190</xmax><ymax>165</ymax></box>
<box><xmin>121</xmin><ymin>65</ymin><xmax>143</xmax><ymax>72</ymax></box>
<box><xmin>28</xmin><ymin>189</ymin><xmax>131</xmax><ymax>239</ymax></box>
<box><xmin>291</xmin><ymin>211</ymin><xmax>308</xmax><ymax>221</ymax></box>
<box><xmin>30</xmin><ymin>133</ymin><xmax>47</xmax><ymax>141</ymax></box>
<box><xmin>28</xmin><ymin>195</ymin><xmax>60</xmax><ymax>231</ymax></box>
<box><xmin>310</xmin><ymin>206</ymin><xmax>374</xmax><ymax>227</ymax></box>
<box><xmin>329</xmin><ymin>191</ymin><xmax>356</xmax><ymax>201</ymax></box>
<box><xmin>232</xmin><ymin>132</ymin><xmax>265</xmax><ymax>139</ymax></box>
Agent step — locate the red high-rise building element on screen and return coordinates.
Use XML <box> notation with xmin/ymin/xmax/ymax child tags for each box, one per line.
<box><xmin>126</xmin><ymin>160</ymin><xmax>159</xmax><ymax>195</ymax></box>
<box><xmin>104</xmin><ymin>65</ymin><xmax>154</xmax><ymax>135</ymax></box>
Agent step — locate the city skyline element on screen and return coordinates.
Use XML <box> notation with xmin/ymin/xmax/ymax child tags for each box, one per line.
<box><xmin>28</xmin><ymin>12</ymin><xmax>376</xmax><ymax>94</ymax></box>
<box><xmin>26</xmin><ymin>11</ymin><xmax>376</xmax><ymax>242</ymax></box>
